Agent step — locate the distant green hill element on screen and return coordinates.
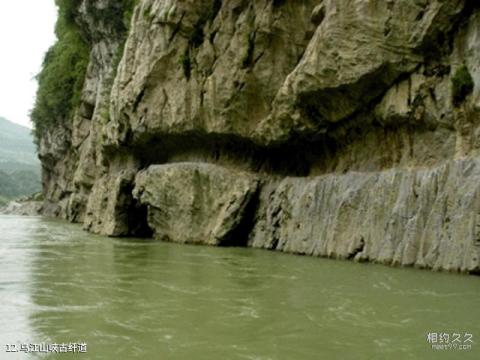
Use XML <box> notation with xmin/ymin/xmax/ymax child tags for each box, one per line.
<box><xmin>0</xmin><ymin>117</ymin><xmax>41</xmax><ymax>201</ymax></box>
<box><xmin>0</xmin><ymin>116</ymin><xmax>39</xmax><ymax>167</ymax></box>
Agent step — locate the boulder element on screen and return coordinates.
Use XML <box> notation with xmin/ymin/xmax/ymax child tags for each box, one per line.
<box><xmin>134</xmin><ymin>163</ymin><xmax>259</xmax><ymax>245</ymax></box>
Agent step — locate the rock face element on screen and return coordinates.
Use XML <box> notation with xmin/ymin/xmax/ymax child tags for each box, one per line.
<box><xmin>36</xmin><ymin>0</ymin><xmax>480</xmax><ymax>273</ymax></box>
<box><xmin>134</xmin><ymin>163</ymin><xmax>259</xmax><ymax>245</ymax></box>
<box><xmin>249</xmin><ymin>159</ymin><xmax>480</xmax><ymax>273</ymax></box>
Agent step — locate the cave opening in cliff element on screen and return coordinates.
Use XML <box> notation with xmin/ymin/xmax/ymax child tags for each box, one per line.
<box><xmin>221</xmin><ymin>187</ymin><xmax>261</xmax><ymax>248</ymax></box>
<box><xmin>124</xmin><ymin>184</ymin><xmax>153</xmax><ymax>238</ymax></box>
<box><xmin>127</xmin><ymin>201</ymin><xmax>153</xmax><ymax>238</ymax></box>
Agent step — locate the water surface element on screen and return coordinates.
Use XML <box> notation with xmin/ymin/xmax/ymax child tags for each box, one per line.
<box><xmin>0</xmin><ymin>215</ymin><xmax>479</xmax><ymax>359</ymax></box>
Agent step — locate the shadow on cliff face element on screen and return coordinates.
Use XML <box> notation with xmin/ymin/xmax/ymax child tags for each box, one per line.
<box><xmin>119</xmin><ymin>182</ymin><xmax>153</xmax><ymax>238</ymax></box>
<box><xmin>128</xmin><ymin>131</ymin><xmax>324</xmax><ymax>178</ymax></box>
<box><xmin>126</xmin><ymin>200</ymin><xmax>153</xmax><ymax>238</ymax></box>
<box><xmin>220</xmin><ymin>186</ymin><xmax>261</xmax><ymax>248</ymax></box>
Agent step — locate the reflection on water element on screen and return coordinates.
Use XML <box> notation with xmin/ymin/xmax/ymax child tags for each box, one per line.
<box><xmin>0</xmin><ymin>215</ymin><xmax>479</xmax><ymax>359</ymax></box>
<box><xmin>0</xmin><ymin>216</ymin><xmax>39</xmax><ymax>353</ymax></box>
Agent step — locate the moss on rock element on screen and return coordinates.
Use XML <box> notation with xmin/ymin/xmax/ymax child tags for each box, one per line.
<box><xmin>452</xmin><ymin>65</ymin><xmax>474</xmax><ymax>105</ymax></box>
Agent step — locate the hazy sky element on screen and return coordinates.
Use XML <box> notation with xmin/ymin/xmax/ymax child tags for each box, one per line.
<box><xmin>0</xmin><ymin>1</ymin><xmax>57</xmax><ymax>128</ymax></box>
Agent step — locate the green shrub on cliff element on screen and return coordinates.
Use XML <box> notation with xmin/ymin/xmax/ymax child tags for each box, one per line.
<box><xmin>55</xmin><ymin>0</ymin><xmax>82</xmax><ymax>24</ymax></box>
<box><xmin>451</xmin><ymin>65</ymin><xmax>474</xmax><ymax>105</ymax></box>
<box><xmin>31</xmin><ymin>0</ymin><xmax>139</xmax><ymax>143</ymax></box>
<box><xmin>31</xmin><ymin>1</ymin><xmax>89</xmax><ymax>142</ymax></box>
<box><xmin>122</xmin><ymin>0</ymin><xmax>139</xmax><ymax>30</ymax></box>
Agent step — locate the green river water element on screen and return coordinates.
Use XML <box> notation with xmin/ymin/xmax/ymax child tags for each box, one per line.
<box><xmin>0</xmin><ymin>215</ymin><xmax>479</xmax><ymax>359</ymax></box>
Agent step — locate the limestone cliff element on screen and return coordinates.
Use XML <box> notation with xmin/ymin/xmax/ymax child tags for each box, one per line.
<box><xmin>35</xmin><ymin>0</ymin><xmax>480</xmax><ymax>273</ymax></box>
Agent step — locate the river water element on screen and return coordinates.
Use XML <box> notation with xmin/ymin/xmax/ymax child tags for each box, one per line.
<box><xmin>0</xmin><ymin>215</ymin><xmax>479</xmax><ymax>359</ymax></box>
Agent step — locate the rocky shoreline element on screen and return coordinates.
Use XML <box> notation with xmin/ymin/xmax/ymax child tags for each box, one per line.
<box><xmin>0</xmin><ymin>201</ymin><xmax>43</xmax><ymax>217</ymax></box>
<box><xmin>33</xmin><ymin>1</ymin><xmax>480</xmax><ymax>273</ymax></box>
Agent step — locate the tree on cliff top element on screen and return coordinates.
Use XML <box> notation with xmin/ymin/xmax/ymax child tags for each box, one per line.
<box><xmin>30</xmin><ymin>0</ymin><xmax>138</xmax><ymax>144</ymax></box>
<box><xmin>30</xmin><ymin>0</ymin><xmax>89</xmax><ymax>143</ymax></box>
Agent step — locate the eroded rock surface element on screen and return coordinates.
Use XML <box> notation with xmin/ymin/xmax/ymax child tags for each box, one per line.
<box><xmin>250</xmin><ymin>159</ymin><xmax>480</xmax><ymax>273</ymax></box>
<box><xmin>36</xmin><ymin>0</ymin><xmax>480</xmax><ymax>273</ymax></box>
<box><xmin>133</xmin><ymin>163</ymin><xmax>259</xmax><ymax>245</ymax></box>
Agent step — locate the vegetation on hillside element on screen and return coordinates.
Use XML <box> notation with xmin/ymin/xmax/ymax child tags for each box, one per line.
<box><xmin>0</xmin><ymin>195</ymin><xmax>8</xmax><ymax>206</ymax></box>
<box><xmin>0</xmin><ymin>117</ymin><xmax>41</xmax><ymax>202</ymax></box>
<box><xmin>30</xmin><ymin>0</ymin><xmax>89</xmax><ymax>142</ymax></box>
<box><xmin>0</xmin><ymin>117</ymin><xmax>39</xmax><ymax>166</ymax></box>
<box><xmin>0</xmin><ymin>170</ymin><xmax>41</xmax><ymax>201</ymax></box>
<box><xmin>31</xmin><ymin>0</ymin><xmax>139</xmax><ymax>143</ymax></box>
